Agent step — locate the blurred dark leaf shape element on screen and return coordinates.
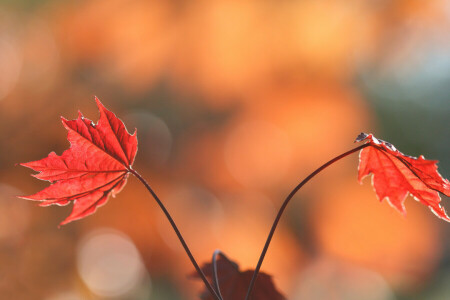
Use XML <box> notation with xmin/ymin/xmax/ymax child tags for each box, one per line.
<box><xmin>20</xmin><ymin>97</ymin><xmax>137</xmax><ymax>225</ymax></box>
<box><xmin>192</xmin><ymin>252</ymin><xmax>286</xmax><ymax>300</ymax></box>
<box><xmin>356</xmin><ymin>132</ymin><xmax>450</xmax><ymax>221</ymax></box>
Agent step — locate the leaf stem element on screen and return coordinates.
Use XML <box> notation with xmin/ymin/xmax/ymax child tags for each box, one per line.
<box><xmin>129</xmin><ymin>168</ymin><xmax>220</xmax><ymax>300</ymax></box>
<box><xmin>244</xmin><ymin>143</ymin><xmax>371</xmax><ymax>300</ymax></box>
<box><xmin>212</xmin><ymin>250</ymin><xmax>224</xmax><ymax>300</ymax></box>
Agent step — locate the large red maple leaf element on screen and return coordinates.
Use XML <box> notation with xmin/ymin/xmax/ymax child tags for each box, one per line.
<box><xmin>20</xmin><ymin>97</ymin><xmax>137</xmax><ymax>225</ymax></box>
<box><xmin>192</xmin><ymin>252</ymin><xmax>285</xmax><ymax>300</ymax></box>
<box><xmin>356</xmin><ymin>133</ymin><xmax>450</xmax><ymax>221</ymax></box>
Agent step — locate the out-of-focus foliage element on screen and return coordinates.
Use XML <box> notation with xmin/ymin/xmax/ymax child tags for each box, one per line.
<box><xmin>0</xmin><ymin>0</ymin><xmax>448</xmax><ymax>299</ymax></box>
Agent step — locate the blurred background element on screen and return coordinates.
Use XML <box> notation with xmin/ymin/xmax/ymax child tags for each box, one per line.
<box><xmin>0</xmin><ymin>0</ymin><xmax>449</xmax><ymax>299</ymax></box>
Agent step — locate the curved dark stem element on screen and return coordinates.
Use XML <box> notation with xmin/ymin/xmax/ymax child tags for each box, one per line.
<box><xmin>245</xmin><ymin>143</ymin><xmax>371</xmax><ymax>300</ymax></box>
<box><xmin>129</xmin><ymin>168</ymin><xmax>220</xmax><ymax>300</ymax></box>
<box><xmin>212</xmin><ymin>250</ymin><xmax>224</xmax><ymax>300</ymax></box>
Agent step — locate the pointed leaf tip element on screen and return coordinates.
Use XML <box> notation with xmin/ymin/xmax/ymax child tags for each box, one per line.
<box><xmin>95</xmin><ymin>96</ymin><xmax>106</xmax><ymax>111</ymax></box>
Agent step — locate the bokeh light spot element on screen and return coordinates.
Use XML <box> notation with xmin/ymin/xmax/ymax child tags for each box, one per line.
<box><xmin>291</xmin><ymin>258</ymin><xmax>395</xmax><ymax>300</ymax></box>
<box><xmin>77</xmin><ymin>228</ymin><xmax>149</xmax><ymax>298</ymax></box>
<box><xmin>124</xmin><ymin>111</ymin><xmax>172</xmax><ymax>167</ymax></box>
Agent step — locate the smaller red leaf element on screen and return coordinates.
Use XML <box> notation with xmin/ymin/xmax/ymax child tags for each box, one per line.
<box><xmin>356</xmin><ymin>133</ymin><xmax>450</xmax><ymax>221</ymax></box>
<box><xmin>191</xmin><ymin>252</ymin><xmax>285</xmax><ymax>300</ymax></box>
<box><xmin>20</xmin><ymin>97</ymin><xmax>138</xmax><ymax>225</ymax></box>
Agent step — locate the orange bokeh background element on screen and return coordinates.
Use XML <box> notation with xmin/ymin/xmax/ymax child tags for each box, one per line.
<box><xmin>0</xmin><ymin>0</ymin><xmax>449</xmax><ymax>299</ymax></box>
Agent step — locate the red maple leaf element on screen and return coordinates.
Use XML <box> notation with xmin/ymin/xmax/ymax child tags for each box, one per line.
<box><xmin>20</xmin><ymin>97</ymin><xmax>137</xmax><ymax>225</ymax></box>
<box><xmin>356</xmin><ymin>133</ymin><xmax>450</xmax><ymax>221</ymax></box>
<box><xmin>192</xmin><ymin>252</ymin><xmax>285</xmax><ymax>300</ymax></box>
